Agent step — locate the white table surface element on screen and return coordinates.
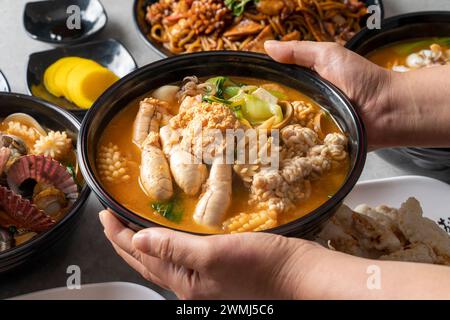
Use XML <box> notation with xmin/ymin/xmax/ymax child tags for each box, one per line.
<box><xmin>0</xmin><ymin>0</ymin><xmax>450</xmax><ymax>299</ymax></box>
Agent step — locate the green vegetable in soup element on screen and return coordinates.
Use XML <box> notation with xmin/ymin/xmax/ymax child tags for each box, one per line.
<box><xmin>270</xmin><ymin>103</ymin><xmax>284</xmax><ymax>125</ymax></box>
<box><xmin>267</xmin><ymin>89</ymin><xmax>288</xmax><ymax>100</ymax></box>
<box><xmin>152</xmin><ymin>198</ymin><xmax>183</xmax><ymax>224</ymax></box>
<box><xmin>223</xmin><ymin>86</ymin><xmax>241</xmax><ymax>98</ymax></box>
<box><xmin>206</xmin><ymin>76</ymin><xmax>228</xmax><ymax>98</ymax></box>
<box><xmin>394</xmin><ymin>37</ymin><xmax>450</xmax><ymax>55</ymax></box>
<box><xmin>203</xmin><ymin>78</ymin><xmax>284</xmax><ymax>127</ymax></box>
<box><xmin>242</xmin><ymin>94</ymin><xmax>273</xmax><ymax>124</ymax></box>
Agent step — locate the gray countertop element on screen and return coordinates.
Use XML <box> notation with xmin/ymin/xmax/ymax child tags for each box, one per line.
<box><xmin>1</xmin><ymin>0</ymin><xmax>450</xmax><ymax>299</ymax></box>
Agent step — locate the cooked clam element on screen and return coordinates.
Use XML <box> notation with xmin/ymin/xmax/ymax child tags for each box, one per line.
<box><xmin>33</xmin><ymin>186</ymin><xmax>67</xmax><ymax>217</ymax></box>
<box><xmin>0</xmin><ymin>134</ymin><xmax>28</xmax><ymax>157</ymax></box>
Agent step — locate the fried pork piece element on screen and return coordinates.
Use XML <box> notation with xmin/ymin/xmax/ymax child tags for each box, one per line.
<box><xmin>316</xmin><ymin>205</ymin><xmax>369</xmax><ymax>257</ymax></box>
<box><xmin>380</xmin><ymin>243</ymin><xmax>438</xmax><ymax>264</ymax></box>
<box><xmin>316</xmin><ymin>198</ymin><xmax>450</xmax><ymax>266</ymax></box>
<box><xmin>317</xmin><ymin>205</ymin><xmax>402</xmax><ymax>258</ymax></box>
<box><xmin>397</xmin><ymin>198</ymin><xmax>450</xmax><ymax>265</ymax></box>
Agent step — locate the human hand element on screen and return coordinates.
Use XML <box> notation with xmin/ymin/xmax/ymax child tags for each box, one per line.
<box><xmin>265</xmin><ymin>41</ymin><xmax>450</xmax><ymax>149</ymax></box>
<box><xmin>99</xmin><ymin>210</ymin><xmax>323</xmax><ymax>300</ymax></box>
<box><xmin>265</xmin><ymin>40</ymin><xmax>392</xmax><ymax>149</ymax></box>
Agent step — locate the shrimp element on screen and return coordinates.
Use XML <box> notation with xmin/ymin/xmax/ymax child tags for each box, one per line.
<box><xmin>193</xmin><ymin>158</ymin><xmax>232</xmax><ymax>228</ymax></box>
<box><xmin>133</xmin><ymin>98</ymin><xmax>173</xmax><ymax>201</ymax></box>
<box><xmin>160</xmin><ymin>125</ymin><xmax>207</xmax><ymax>196</ymax></box>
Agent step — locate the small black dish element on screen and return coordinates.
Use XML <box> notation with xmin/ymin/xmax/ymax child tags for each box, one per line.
<box><xmin>78</xmin><ymin>51</ymin><xmax>367</xmax><ymax>238</ymax></box>
<box><xmin>0</xmin><ymin>71</ymin><xmax>9</xmax><ymax>92</ymax></box>
<box><xmin>24</xmin><ymin>0</ymin><xmax>107</xmax><ymax>44</ymax></box>
<box><xmin>0</xmin><ymin>93</ymin><xmax>90</xmax><ymax>273</ymax></box>
<box><xmin>133</xmin><ymin>0</ymin><xmax>384</xmax><ymax>58</ymax></box>
<box><xmin>26</xmin><ymin>38</ymin><xmax>137</xmax><ymax>119</ymax></box>
<box><xmin>346</xmin><ymin>11</ymin><xmax>450</xmax><ymax>171</ymax></box>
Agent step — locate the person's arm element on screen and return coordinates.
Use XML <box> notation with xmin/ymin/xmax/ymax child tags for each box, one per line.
<box><xmin>297</xmin><ymin>247</ymin><xmax>450</xmax><ymax>300</ymax></box>
<box><xmin>264</xmin><ymin>41</ymin><xmax>450</xmax><ymax>149</ymax></box>
<box><xmin>383</xmin><ymin>66</ymin><xmax>450</xmax><ymax>148</ymax></box>
<box><xmin>100</xmin><ymin>210</ymin><xmax>450</xmax><ymax>300</ymax></box>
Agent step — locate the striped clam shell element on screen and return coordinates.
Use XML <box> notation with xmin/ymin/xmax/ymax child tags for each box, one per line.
<box><xmin>0</xmin><ymin>186</ymin><xmax>55</xmax><ymax>232</ymax></box>
<box><xmin>6</xmin><ymin>155</ymin><xmax>78</xmax><ymax>202</ymax></box>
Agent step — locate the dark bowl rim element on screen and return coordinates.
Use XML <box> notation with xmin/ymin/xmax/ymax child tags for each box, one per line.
<box><xmin>23</xmin><ymin>0</ymin><xmax>108</xmax><ymax>45</ymax></box>
<box><xmin>0</xmin><ymin>70</ymin><xmax>10</xmax><ymax>93</ymax></box>
<box><xmin>0</xmin><ymin>92</ymin><xmax>91</xmax><ymax>260</ymax></box>
<box><xmin>132</xmin><ymin>0</ymin><xmax>385</xmax><ymax>59</ymax></box>
<box><xmin>345</xmin><ymin>10</ymin><xmax>450</xmax><ymax>50</ymax></box>
<box><xmin>78</xmin><ymin>50</ymin><xmax>367</xmax><ymax>236</ymax></box>
<box><xmin>25</xmin><ymin>38</ymin><xmax>138</xmax><ymax>118</ymax></box>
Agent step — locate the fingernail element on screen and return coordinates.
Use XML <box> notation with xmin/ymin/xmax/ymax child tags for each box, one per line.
<box><xmin>133</xmin><ymin>232</ymin><xmax>150</xmax><ymax>251</ymax></box>
<box><xmin>265</xmin><ymin>40</ymin><xmax>277</xmax><ymax>48</ymax></box>
<box><xmin>99</xmin><ymin>211</ymin><xmax>106</xmax><ymax>225</ymax></box>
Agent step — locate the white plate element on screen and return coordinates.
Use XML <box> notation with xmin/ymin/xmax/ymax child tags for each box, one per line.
<box><xmin>346</xmin><ymin>175</ymin><xmax>450</xmax><ymax>230</ymax></box>
<box><xmin>10</xmin><ymin>282</ymin><xmax>165</xmax><ymax>300</ymax></box>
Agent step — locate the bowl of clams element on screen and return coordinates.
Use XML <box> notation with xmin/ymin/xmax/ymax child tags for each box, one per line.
<box><xmin>0</xmin><ymin>93</ymin><xmax>90</xmax><ymax>272</ymax></box>
<box><xmin>79</xmin><ymin>52</ymin><xmax>366</xmax><ymax>238</ymax></box>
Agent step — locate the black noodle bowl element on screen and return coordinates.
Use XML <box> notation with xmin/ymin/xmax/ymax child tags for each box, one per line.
<box><xmin>133</xmin><ymin>0</ymin><xmax>384</xmax><ymax>58</ymax></box>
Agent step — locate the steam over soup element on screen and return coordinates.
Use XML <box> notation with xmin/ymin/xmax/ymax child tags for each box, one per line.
<box><xmin>97</xmin><ymin>77</ymin><xmax>350</xmax><ymax>234</ymax></box>
<box><xmin>367</xmin><ymin>38</ymin><xmax>450</xmax><ymax>72</ymax></box>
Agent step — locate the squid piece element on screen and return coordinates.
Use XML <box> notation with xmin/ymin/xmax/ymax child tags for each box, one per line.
<box><xmin>160</xmin><ymin>125</ymin><xmax>207</xmax><ymax>196</ymax></box>
<box><xmin>194</xmin><ymin>158</ymin><xmax>232</xmax><ymax>228</ymax></box>
<box><xmin>133</xmin><ymin>98</ymin><xmax>173</xmax><ymax>201</ymax></box>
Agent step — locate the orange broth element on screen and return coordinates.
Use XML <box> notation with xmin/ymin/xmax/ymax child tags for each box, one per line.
<box><xmin>97</xmin><ymin>77</ymin><xmax>350</xmax><ymax>234</ymax></box>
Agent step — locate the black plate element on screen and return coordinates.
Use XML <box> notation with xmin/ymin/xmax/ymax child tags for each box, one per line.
<box><xmin>133</xmin><ymin>0</ymin><xmax>384</xmax><ymax>58</ymax></box>
<box><xmin>0</xmin><ymin>70</ymin><xmax>9</xmax><ymax>92</ymax></box>
<box><xmin>0</xmin><ymin>93</ymin><xmax>90</xmax><ymax>273</ymax></box>
<box><xmin>24</xmin><ymin>0</ymin><xmax>107</xmax><ymax>44</ymax></box>
<box><xmin>78</xmin><ymin>51</ymin><xmax>367</xmax><ymax>238</ymax></box>
<box><xmin>26</xmin><ymin>38</ymin><xmax>137</xmax><ymax>120</ymax></box>
<box><xmin>346</xmin><ymin>11</ymin><xmax>450</xmax><ymax>171</ymax></box>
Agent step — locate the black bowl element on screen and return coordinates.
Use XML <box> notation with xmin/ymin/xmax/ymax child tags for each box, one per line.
<box><xmin>24</xmin><ymin>0</ymin><xmax>107</xmax><ymax>44</ymax></box>
<box><xmin>78</xmin><ymin>52</ymin><xmax>367</xmax><ymax>238</ymax></box>
<box><xmin>133</xmin><ymin>0</ymin><xmax>384</xmax><ymax>58</ymax></box>
<box><xmin>346</xmin><ymin>11</ymin><xmax>450</xmax><ymax>170</ymax></box>
<box><xmin>0</xmin><ymin>71</ymin><xmax>9</xmax><ymax>92</ymax></box>
<box><xmin>0</xmin><ymin>93</ymin><xmax>90</xmax><ymax>273</ymax></box>
<box><xmin>391</xmin><ymin>148</ymin><xmax>450</xmax><ymax>171</ymax></box>
<box><xmin>26</xmin><ymin>38</ymin><xmax>137</xmax><ymax>120</ymax></box>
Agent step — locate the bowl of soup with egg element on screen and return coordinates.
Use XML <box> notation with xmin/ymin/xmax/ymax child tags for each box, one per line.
<box><xmin>78</xmin><ymin>52</ymin><xmax>366</xmax><ymax>237</ymax></box>
<box><xmin>346</xmin><ymin>11</ymin><xmax>450</xmax><ymax>170</ymax></box>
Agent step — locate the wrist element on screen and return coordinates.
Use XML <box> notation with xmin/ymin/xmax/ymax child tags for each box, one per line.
<box><xmin>361</xmin><ymin>69</ymin><xmax>402</xmax><ymax>149</ymax></box>
<box><xmin>371</xmin><ymin>67</ymin><xmax>450</xmax><ymax>148</ymax></box>
<box><xmin>281</xmin><ymin>239</ymin><xmax>329</xmax><ymax>300</ymax></box>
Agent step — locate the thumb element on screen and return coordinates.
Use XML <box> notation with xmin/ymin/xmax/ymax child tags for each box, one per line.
<box><xmin>265</xmin><ymin>40</ymin><xmax>345</xmax><ymax>70</ymax></box>
<box><xmin>132</xmin><ymin>228</ymin><xmax>211</xmax><ymax>268</ymax></box>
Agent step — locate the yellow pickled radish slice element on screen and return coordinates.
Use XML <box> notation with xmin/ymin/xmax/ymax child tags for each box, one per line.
<box><xmin>61</xmin><ymin>59</ymin><xmax>99</xmax><ymax>100</ymax></box>
<box><xmin>67</xmin><ymin>64</ymin><xmax>119</xmax><ymax>109</ymax></box>
<box><xmin>52</xmin><ymin>57</ymin><xmax>86</xmax><ymax>99</ymax></box>
<box><xmin>43</xmin><ymin>57</ymin><xmax>73</xmax><ymax>97</ymax></box>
